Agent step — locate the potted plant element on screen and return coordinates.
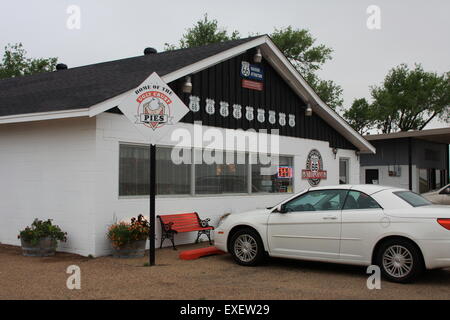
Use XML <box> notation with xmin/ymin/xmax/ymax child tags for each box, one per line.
<box><xmin>107</xmin><ymin>214</ymin><xmax>150</xmax><ymax>258</ymax></box>
<box><xmin>18</xmin><ymin>219</ymin><xmax>67</xmax><ymax>257</ymax></box>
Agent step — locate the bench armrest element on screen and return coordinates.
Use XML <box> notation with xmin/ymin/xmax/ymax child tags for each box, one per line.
<box><xmin>199</xmin><ymin>218</ymin><xmax>211</xmax><ymax>228</ymax></box>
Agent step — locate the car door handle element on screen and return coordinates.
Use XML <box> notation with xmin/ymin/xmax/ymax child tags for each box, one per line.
<box><xmin>323</xmin><ymin>216</ymin><xmax>337</xmax><ymax>220</ymax></box>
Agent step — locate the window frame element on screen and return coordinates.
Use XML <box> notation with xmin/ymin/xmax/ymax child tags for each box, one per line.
<box><xmin>342</xmin><ymin>190</ymin><xmax>383</xmax><ymax>211</ymax></box>
<box><xmin>118</xmin><ymin>142</ymin><xmax>295</xmax><ymax>198</ymax></box>
<box><xmin>281</xmin><ymin>189</ymin><xmax>349</xmax><ymax>213</ymax></box>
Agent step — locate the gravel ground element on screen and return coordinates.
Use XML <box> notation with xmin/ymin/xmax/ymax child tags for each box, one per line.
<box><xmin>0</xmin><ymin>243</ymin><xmax>449</xmax><ymax>300</ymax></box>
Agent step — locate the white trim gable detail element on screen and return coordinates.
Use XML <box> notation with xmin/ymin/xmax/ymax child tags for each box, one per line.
<box><xmin>0</xmin><ymin>36</ymin><xmax>375</xmax><ymax>153</ymax></box>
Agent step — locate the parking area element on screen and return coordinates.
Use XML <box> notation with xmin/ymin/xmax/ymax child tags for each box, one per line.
<box><xmin>0</xmin><ymin>243</ymin><xmax>449</xmax><ymax>300</ymax></box>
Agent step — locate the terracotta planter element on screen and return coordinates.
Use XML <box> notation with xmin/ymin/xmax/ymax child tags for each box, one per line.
<box><xmin>112</xmin><ymin>240</ymin><xmax>147</xmax><ymax>258</ymax></box>
<box><xmin>21</xmin><ymin>237</ymin><xmax>57</xmax><ymax>257</ymax></box>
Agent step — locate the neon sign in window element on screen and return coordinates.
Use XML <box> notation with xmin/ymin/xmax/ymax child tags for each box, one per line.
<box><xmin>277</xmin><ymin>166</ymin><xmax>293</xmax><ymax>179</ymax></box>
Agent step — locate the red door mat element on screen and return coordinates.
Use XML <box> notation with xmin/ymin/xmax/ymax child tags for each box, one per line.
<box><xmin>179</xmin><ymin>246</ymin><xmax>226</xmax><ymax>260</ymax></box>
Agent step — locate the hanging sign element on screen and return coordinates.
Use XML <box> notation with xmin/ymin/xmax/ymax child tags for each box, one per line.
<box><xmin>302</xmin><ymin>149</ymin><xmax>327</xmax><ymax>186</ymax></box>
<box><xmin>117</xmin><ymin>72</ymin><xmax>190</xmax><ymax>145</ymax></box>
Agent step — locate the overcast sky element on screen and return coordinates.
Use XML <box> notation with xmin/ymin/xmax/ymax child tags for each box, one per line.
<box><xmin>1</xmin><ymin>0</ymin><xmax>448</xmax><ymax>127</ymax></box>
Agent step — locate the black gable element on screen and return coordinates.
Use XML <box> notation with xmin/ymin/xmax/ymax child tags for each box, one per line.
<box><xmin>170</xmin><ymin>50</ymin><xmax>357</xmax><ymax>150</ymax></box>
<box><xmin>0</xmin><ymin>37</ymin><xmax>260</xmax><ymax>117</ymax></box>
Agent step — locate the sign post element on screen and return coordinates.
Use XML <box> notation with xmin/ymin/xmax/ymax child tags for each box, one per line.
<box><xmin>118</xmin><ymin>72</ymin><xmax>190</xmax><ymax>266</ymax></box>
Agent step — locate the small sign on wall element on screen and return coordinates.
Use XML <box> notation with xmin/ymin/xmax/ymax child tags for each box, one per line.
<box><xmin>242</xmin><ymin>79</ymin><xmax>263</xmax><ymax>91</ymax></box>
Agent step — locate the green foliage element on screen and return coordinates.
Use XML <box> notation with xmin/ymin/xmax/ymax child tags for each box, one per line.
<box><xmin>165</xmin><ymin>14</ymin><xmax>239</xmax><ymax>50</ymax></box>
<box><xmin>107</xmin><ymin>214</ymin><xmax>150</xmax><ymax>248</ymax></box>
<box><xmin>270</xmin><ymin>27</ymin><xmax>342</xmax><ymax>110</ymax></box>
<box><xmin>343</xmin><ymin>98</ymin><xmax>374</xmax><ymax>134</ymax></box>
<box><xmin>18</xmin><ymin>219</ymin><xmax>67</xmax><ymax>245</ymax></box>
<box><xmin>304</xmin><ymin>73</ymin><xmax>343</xmax><ymax>111</ymax></box>
<box><xmin>346</xmin><ymin>64</ymin><xmax>450</xmax><ymax>133</ymax></box>
<box><xmin>0</xmin><ymin>43</ymin><xmax>57</xmax><ymax>79</ymax></box>
<box><xmin>369</xmin><ymin>64</ymin><xmax>449</xmax><ymax>133</ymax></box>
<box><xmin>270</xmin><ymin>26</ymin><xmax>332</xmax><ymax>76</ymax></box>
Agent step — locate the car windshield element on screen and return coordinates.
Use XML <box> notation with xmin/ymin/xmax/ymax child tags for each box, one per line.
<box><xmin>393</xmin><ymin>191</ymin><xmax>432</xmax><ymax>207</ymax></box>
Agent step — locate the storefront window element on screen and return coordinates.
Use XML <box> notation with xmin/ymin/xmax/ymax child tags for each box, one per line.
<box><xmin>119</xmin><ymin>144</ymin><xmax>190</xmax><ymax>196</ymax></box>
<box><xmin>252</xmin><ymin>155</ymin><xmax>293</xmax><ymax>193</ymax></box>
<box><xmin>195</xmin><ymin>151</ymin><xmax>248</xmax><ymax>194</ymax></box>
<box><xmin>119</xmin><ymin>144</ymin><xmax>150</xmax><ymax>196</ymax></box>
<box><xmin>156</xmin><ymin>147</ymin><xmax>191</xmax><ymax>195</ymax></box>
<box><xmin>119</xmin><ymin>144</ymin><xmax>294</xmax><ymax>196</ymax></box>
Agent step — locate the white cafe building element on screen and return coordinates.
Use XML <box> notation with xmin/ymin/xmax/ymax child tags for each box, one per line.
<box><xmin>0</xmin><ymin>36</ymin><xmax>375</xmax><ymax>256</ymax></box>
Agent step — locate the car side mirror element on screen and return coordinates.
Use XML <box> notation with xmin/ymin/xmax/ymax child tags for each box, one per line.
<box><xmin>274</xmin><ymin>204</ymin><xmax>287</xmax><ymax>214</ymax></box>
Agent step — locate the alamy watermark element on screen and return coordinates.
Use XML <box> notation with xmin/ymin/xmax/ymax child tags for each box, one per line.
<box><xmin>366</xmin><ymin>5</ymin><xmax>381</xmax><ymax>30</ymax></box>
<box><xmin>366</xmin><ymin>265</ymin><xmax>381</xmax><ymax>290</ymax></box>
<box><xmin>66</xmin><ymin>265</ymin><xmax>81</xmax><ymax>290</ymax></box>
<box><xmin>66</xmin><ymin>5</ymin><xmax>81</xmax><ymax>30</ymax></box>
<box><xmin>170</xmin><ymin>121</ymin><xmax>280</xmax><ymax>174</ymax></box>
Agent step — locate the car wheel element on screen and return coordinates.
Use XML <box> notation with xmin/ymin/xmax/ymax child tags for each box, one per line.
<box><xmin>230</xmin><ymin>228</ymin><xmax>265</xmax><ymax>266</ymax></box>
<box><xmin>376</xmin><ymin>238</ymin><xmax>424</xmax><ymax>283</ymax></box>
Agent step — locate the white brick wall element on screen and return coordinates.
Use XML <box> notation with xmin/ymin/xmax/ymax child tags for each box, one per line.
<box><xmin>0</xmin><ymin>113</ymin><xmax>360</xmax><ymax>256</ymax></box>
<box><xmin>0</xmin><ymin>118</ymin><xmax>97</xmax><ymax>256</ymax></box>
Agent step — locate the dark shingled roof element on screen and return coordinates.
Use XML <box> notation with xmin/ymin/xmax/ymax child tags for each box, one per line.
<box><xmin>0</xmin><ymin>36</ymin><xmax>260</xmax><ymax>117</ymax></box>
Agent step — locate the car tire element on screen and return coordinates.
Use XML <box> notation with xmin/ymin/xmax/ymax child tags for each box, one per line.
<box><xmin>229</xmin><ymin>228</ymin><xmax>265</xmax><ymax>266</ymax></box>
<box><xmin>375</xmin><ymin>238</ymin><xmax>424</xmax><ymax>283</ymax></box>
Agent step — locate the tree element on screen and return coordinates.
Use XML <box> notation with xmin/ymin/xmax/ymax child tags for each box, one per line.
<box><xmin>0</xmin><ymin>43</ymin><xmax>58</xmax><ymax>79</ymax></box>
<box><xmin>370</xmin><ymin>64</ymin><xmax>449</xmax><ymax>133</ymax></box>
<box><xmin>343</xmin><ymin>98</ymin><xmax>373</xmax><ymax>134</ymax></box>
<box><xmin>270</xmin><ymin>27</ymin><xmax>343</xmax><ymax>110</ymax></box>
<box><xmin>164</xmin><ymin>14</ymin><xmax>239</xmax><ymax>50</ymax></box>
<box><xmin>165</xmin><ymin>16</ymin><xmax>343</xmax><ymax>110</ymax></box>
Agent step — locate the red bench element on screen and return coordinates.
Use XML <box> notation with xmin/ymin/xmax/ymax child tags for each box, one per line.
<box><xmin>157</xmin><ymin>212</ymin><xmax>214</xmax><ymax>250</ymax></box>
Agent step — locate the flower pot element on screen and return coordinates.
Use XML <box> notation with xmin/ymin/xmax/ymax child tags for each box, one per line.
<box><xmin>111</xmin><ymin>240</ymin><xmax>147</xmax><ymax>258</ymax></box>
<box><xmin>21</xmin><ymin>237</ymin><xmax>57</xmax><ymax>257</ymax></box>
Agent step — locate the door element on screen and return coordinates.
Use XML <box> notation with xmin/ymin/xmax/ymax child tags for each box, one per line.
<box><xmin>268</xmin><ymin>189</ymin><xmax>348</xmax><ymax>260</ymax></box>
<box><xmin>365</xmin><ymin>169</ymin><xmax>379</xmax><ymax>184</ymax></box>
<box><xmin>340</xmin><ymin>190</ymin><xmax>384</xmax><ymax>263</ymax></box>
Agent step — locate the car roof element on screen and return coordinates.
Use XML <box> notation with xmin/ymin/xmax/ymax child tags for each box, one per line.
<box><xmin>308</xmin><ymin>184</ymin><xmax>396</xmax><ymax>195</ymax></box>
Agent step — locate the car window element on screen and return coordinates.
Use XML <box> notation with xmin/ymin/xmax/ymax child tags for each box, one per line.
<box><xmin>393</xmin><ymin>191</ymin><xmax>432</xmax><ymax>207</ymax></box>
<box><xmin>343</xmin><ymin>191</ymin><xmax>381</xmax><ymax>210</ymax></box>
<box><xmin>283</xmin><ymin>189</ymin><xmax>348</xmax><ymax>212</ymax></box>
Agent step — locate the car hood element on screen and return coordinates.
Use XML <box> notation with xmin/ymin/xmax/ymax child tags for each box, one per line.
<box><xmin>385</xmin><ymin>205</ymin><xmax>450</xmax><ymax>219</ymax></box>
<box><xmin>230</xmin><ymin>208</ymin><xmax>271</xmax><ymax>217</ymax></box>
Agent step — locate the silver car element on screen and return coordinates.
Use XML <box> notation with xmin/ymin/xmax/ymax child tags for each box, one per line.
<box><xmin>422</xmin><ymin>184</ymin><xmax>450</xmax><ymax>205</ymax></box>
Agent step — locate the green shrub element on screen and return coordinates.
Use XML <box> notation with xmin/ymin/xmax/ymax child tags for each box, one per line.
<box><xmin>18</xmin><ymin>219</ymin><xmax>67</xmax><ymax>245</ymax></box>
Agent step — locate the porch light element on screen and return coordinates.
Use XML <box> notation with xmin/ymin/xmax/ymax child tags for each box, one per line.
<box><xmin>305</xmin><ymin>104</ymin><xmax>313</xmax><ymax>117</ymax></box>
<box><xmin>332</xmin><ymin>148</ymin><xmax>338</xmax><ymax>159</ymax></box>
<box><xmin>355</xmin><ymin>150</ymin><xmax>360</xmax><ymax>160</ymax></box>
<box><xmin>253</xmin><ymin>48</ymin><xmax>262</xmax><ymax>63</ymax></box>
<box><xmin>182</xmin><ymin>76</ymin><xmax>192</xmax><ymax>94</ymax></box>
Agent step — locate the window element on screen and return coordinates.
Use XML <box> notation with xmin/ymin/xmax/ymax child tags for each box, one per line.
<box><xmin>252</xmin><ymin>155</ymin><xmax>294</xmax><ymax>193</ymax></box>
<box><xmin>119</xmin><ymin>144</ymin><xmax>150</xmax><ymax>196</ymax></box>
<box><xmin>195</xmin><ymin>151</ymin><xmax>248</xmax><ymax>194</ymax></box>
<box><xmin>393</xmin><ymin>191</ymin><xmax>432</xmax><ymax>207</ymax></box>
<box><xmin>119</xmin><ymin>144</ymin><xmax>190</xmax><ymax>196</ymax></box>
<box><xmin>343</xmin><ymin>191</ymin><xmax>381</xmax><ymax>210</ymax></box>
<box><xmin>419</xmin><ymin>168</ymin><xmax>429</xmax><ymax>193</ymax></box>
<box><xmin>339</xmin><ymin>158</ymin><xmax>349</xmax><ymax>184</ymax></box>
<box><xmin>119</xmin><ymin>144</ymin><xmax>295</xmax><ymax>196</ymax></box>
<box><xmin>283</xmin><ymin>189</ymin><xmax>348</xmax><ymax>212</ymax></box>
<box><xmin>156</xmin><ymin>147</ymin><xmax>190</xmax><ymax>195</ymax></box>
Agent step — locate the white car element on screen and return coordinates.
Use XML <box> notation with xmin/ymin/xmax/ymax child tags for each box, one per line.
<box><xmin>214</xmin><ymin>185</ymin><xmax>450</xmax><ymax>283</ymax></box>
